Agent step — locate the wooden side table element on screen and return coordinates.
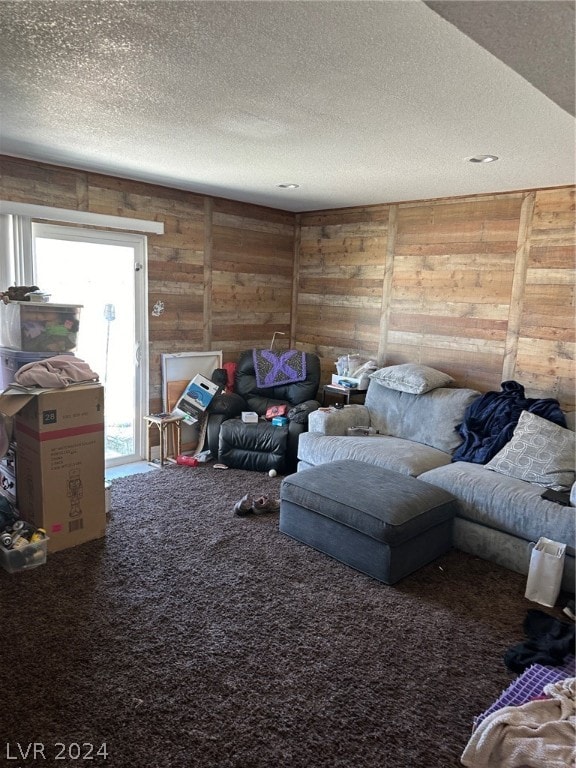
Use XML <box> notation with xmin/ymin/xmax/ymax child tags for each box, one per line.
<box><xmin>144</xmin><ymin>414</ymin><xmax>182</xmax><ymax>467</ymax></box>
<box><xmin>322</xmin><ymin>385</ymin><xmax>368</xmax><ymax>407</ymax></box>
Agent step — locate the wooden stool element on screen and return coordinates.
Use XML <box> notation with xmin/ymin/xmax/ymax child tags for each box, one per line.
<box><xmin>144</xmin><ymin>414</ymin><xmax>182</xmax><ymax>467</ymax></box>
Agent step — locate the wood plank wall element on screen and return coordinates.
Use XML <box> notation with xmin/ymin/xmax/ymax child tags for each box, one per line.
<box><xmin>0</xmin><ymin>157</ymin><xmax>295</xmax><ymax>414</ymax></box>
<box><xmin>297</xmin><ymin>187</ymin><xmax>575</xmax><ymax>408</ymax></box>
<box><xmin>296</xmin><ymin>206</ymin><xmax>390</xmax><ymax>382</ymax></box>
<box><xmin>210</xmin><ymin>198</ymin><xmax>295</xmax><ymax>359</ymax></box>
<box><xmin>1</xmin><ymin>156</ymin><xmax>574</xmax><ymax>411</ymax></box>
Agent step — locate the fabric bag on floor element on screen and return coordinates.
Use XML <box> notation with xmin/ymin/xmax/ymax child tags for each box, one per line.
<box><xmin>525</xmin><ymin>537</ymin><xmax>567</xmax><ymax>607</ymax></box>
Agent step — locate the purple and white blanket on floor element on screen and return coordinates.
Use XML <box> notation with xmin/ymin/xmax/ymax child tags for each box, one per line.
<box><xmin>463</xmin><ymin>675</ymin><xmax>575</xmax><ymax>768</ymax></box>
<box><xmin>474</xmin><ymin>655</ymin><xmax>576</xmax><ymax>729</ymax></box>
<box><xmin>253</xmin><ymin>349</ymin><xmax>307</xmax><ymax>388</ymax></box>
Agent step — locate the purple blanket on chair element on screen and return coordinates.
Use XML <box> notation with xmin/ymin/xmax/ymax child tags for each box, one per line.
<box><xmin>253</xmin><ymin>349</ymin><xmax>307</xmax><ymax>388</ymax></box>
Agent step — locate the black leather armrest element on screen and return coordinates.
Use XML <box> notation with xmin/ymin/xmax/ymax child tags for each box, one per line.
<box><xmin>287</xmin><ymin>399</ymin><xmax>321</xmax><ymax>424</ymax></box>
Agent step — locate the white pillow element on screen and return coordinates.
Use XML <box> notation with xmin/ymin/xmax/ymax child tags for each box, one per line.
<box><xmin>369</xmin><ymin>363</ymin><xmax>454</xmax><ymax>395</ymax></box>
<box><xmin>486</xmin><ymin>410</ymin><xmax>575</xmax><ymax>491</ymax></box>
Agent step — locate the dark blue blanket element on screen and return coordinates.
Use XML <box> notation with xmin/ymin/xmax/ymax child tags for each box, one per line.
<box><xmin>452</xmin><ymin>380</ymin><xmax>567</xmax><ymax>464</ymax></box>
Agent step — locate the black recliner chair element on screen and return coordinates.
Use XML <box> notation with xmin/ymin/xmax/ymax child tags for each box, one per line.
<box><xmin>205</xmin><ymin>349</ymin><xmax>321</xmax><ymax>472</ymax></box>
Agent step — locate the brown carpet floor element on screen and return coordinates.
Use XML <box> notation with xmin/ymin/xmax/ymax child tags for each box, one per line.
<box><xmin>0</xmin><ymin>464</ymin><xmax>568</xmax><ymax>767</ymax></box>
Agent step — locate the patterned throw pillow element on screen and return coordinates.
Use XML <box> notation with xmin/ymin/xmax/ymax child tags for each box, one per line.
<box><xmin>369</xmin><ymin>363</ymin><xmax>454</xmax><ymax>394</ymax></box>
<box><xmin>486</xmin><ymin>410</ymin><xmax>575</xmax><ymax>490</ymax></box>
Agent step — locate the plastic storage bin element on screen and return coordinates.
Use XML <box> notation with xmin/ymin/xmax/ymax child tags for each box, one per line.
<box><xmin>0</xmin><ymin>535</ymin><xmax>48</xmax><ymax>573</ymax></box>
<box><xmin>0</xmin><ymin>301</ymin><xmax>82</xmax><ymax>352</ymax></box>
<box><xmin>0</xmin><ymin>347</ymin><xmax>64</xmax><ymax>390</ymax></box>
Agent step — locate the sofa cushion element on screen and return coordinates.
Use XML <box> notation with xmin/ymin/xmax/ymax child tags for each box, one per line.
<box><xmin>308</xmin><ymin>405</ymin><xmax>371</xmax><ymax>436</ymax></box>
<box><xmin>297</xmin><ymin>432</ymin><xmax>453</xmax><ymax>476</ymax></box>
<box><xmin>364</xmin><ymin>383</ymin><xmax>480</xmax><ymax>454</ymax></box>
<box><xmin>485</xmin><ymin>410</ymin><xmax>575</xmax><ymax>491</ymax></box>
<box><xmin>419</xmin><ymin>462</ymin><xmax>576</xmax><ymax>554</ymax></box>
<box><xmin>369</xmin><ymin>363</ymin><xmax>454</xmax><ymax>394</ymax></box>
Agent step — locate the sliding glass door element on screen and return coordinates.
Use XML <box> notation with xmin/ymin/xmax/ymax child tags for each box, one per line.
<box><xmin>31</xmin><ymin>224</ymin><xmax>148</xmax><ymax>467</ymax></box>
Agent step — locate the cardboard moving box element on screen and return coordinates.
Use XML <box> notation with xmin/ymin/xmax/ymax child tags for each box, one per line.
<box><xmin>0</xmin><ymin>384</ymin><xmax>106</xmax><ymax>553</ymax></box>
<box><xmin>173</xmin><ymin>373</ymin><xmax>219</xmax><ymax>424</ymax></box>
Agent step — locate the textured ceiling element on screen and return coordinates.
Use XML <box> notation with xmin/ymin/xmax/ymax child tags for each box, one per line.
<box><xmin>0</xmin><ymin>0</ymin><xmax>574</xmax><ymax>212</ymax></box>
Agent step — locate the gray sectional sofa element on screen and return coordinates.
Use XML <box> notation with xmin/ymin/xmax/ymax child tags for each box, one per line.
<box><xmin>297</xmin><ymin>367</ymin><xmax>575</xmax><ymax>593</ymax></box>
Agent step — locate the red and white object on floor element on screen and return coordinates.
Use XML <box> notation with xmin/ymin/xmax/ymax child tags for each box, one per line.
<box><xmin>176</xmin><ymin>455</ymin><xmax>199</xmax><ymax>467</ymax></box>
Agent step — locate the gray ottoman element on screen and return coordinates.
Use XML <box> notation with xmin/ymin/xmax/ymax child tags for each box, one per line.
<box><xmin>279</xmin><ymin>460</ymin><xmax>457</xmax><ymax>584</ymax></box>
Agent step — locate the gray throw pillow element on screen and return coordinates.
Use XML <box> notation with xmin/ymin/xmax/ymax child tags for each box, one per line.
<box><xmin>486</xmin><ymin>410</ymin><xmax>575</xmax><ymax>491</ymax></box>
<box><xmin>369</xmin><ymin>363</ymin><xmax>454</xmax><ymax>394</ymax></box>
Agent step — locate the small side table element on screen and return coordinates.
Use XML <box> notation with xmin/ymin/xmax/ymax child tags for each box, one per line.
<box><xmin>144</xmin><ymin>414</ymin><xmax>182</xmax><ymax>467</ymax></box>
<box><xmin>322</xmin><ymin>385</ymin><xmax>368</xmax><ymax>407</ymax></box>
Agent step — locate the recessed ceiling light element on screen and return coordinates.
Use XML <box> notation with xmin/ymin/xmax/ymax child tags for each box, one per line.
<box><xmin>468</xmin><ymin>155</ymin><xmax>499</xmax><ymax>163</ymax></box>
<box><xmin>277</xmin><ymin>183</ymin><xmax>300</xmax><ymax>189</ymax></box>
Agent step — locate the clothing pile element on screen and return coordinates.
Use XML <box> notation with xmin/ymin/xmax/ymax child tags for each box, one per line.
<box><xmin>461</xmin><ymin>677</ymin><xmax>575</xmax><ymax>767</ymax></box>
<box><xmin>504</xmin><ymin>609</ymin><xmax>576</xmax><ymax>673</ymax></box>
<box><xmin>13</xmin><ymin>354</ymin><xmax>99</xmax><ymax>389</ymax></box>
<box><xmin>453</xmin><ymin>380</ymin><xmax>566</xmax><ymax>464</ymax></box>
<box><xmin>461</xmin><ymin>611</ymin><xmax>576</xmax><ymax>767</ymax></box>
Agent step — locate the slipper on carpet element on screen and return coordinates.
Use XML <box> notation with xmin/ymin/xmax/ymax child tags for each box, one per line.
<box><xmin>234</xmin><ymin>494</ymin><xmax>254</xmax><ymax>517</ymax></box>
<box><xmin>252</xmin><ymin>495</ymin><xmax>280</xmax><ymax>515</ymax></box>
